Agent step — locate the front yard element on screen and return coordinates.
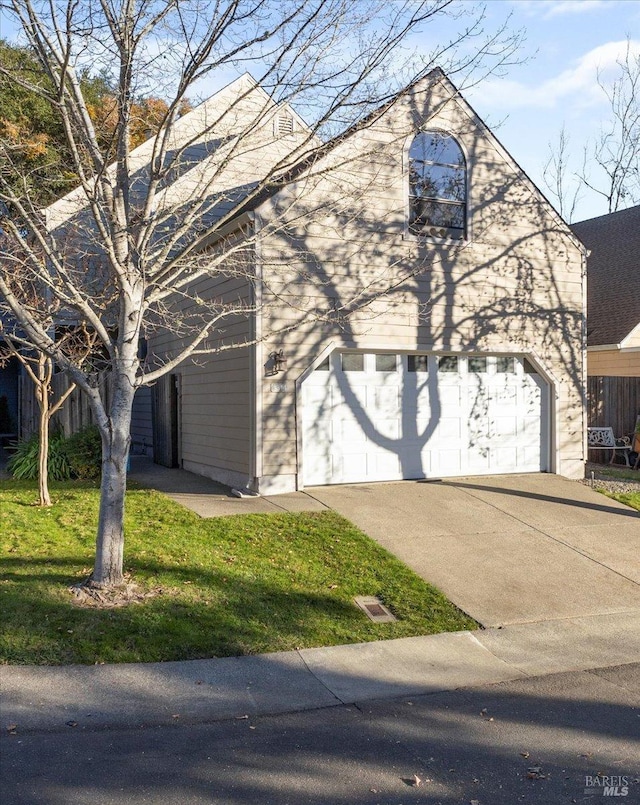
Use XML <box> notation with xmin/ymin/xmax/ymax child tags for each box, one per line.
<box><xmin>0</xmin><ymin>480</ymin><xmax>476</xmax><ymax>666</ymax></box>
<box><xmin>586</xmin><ymin>464</ymin><xmax>640</xmax><ymax>511</ymax></box>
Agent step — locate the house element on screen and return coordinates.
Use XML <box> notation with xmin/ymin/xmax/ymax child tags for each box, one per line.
<box><xmin>0</xmin><ymin>314</ymin><xmax>21</xmax><ymax>442</ymax></box>
<box><xmin>42</xmin><ymin>69</ymin><xmax>587</xmax><ymax>493</ymax></box>
<box><xmin>571</xmin><ymin>205</ymin><xmax>640</xmax><ymax>377</ymax></box>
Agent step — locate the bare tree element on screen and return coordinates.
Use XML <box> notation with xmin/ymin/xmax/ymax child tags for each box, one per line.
<box><xmin>0</xmin><ymin>0</ymin><xmax>523</xmax><ymax>591</ymax></box>
<box><xmin>0</xmin><ymin>322</ymin><xmax>96</xmax><ymax>506</ymax></box>
<box><xmin>586</xmin><ymin>41</ymin><xmax>640</xmax><ymax>213</ymax></box>
<box><xmin>542</xmin><ymin>125</ymin><xmax>582</xmax><ymax>222</ymax></box>
<box><xmin>544</xmin><ymin>40</ymin><xmax>639</xmax><ymax>220</ymax></box>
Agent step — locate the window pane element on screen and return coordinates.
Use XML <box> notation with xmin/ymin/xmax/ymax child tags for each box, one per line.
<box><xmin>468</xmin><ymin>357</ymin><xmax>487</xmax><ymax>373</ymax></box>
<box><xmin>341</xmin><ymin>352</ymin><xmax>364</xmax><ymax>372</ymax></box>
<box><xmin>523</xmin><ymin>358</ymin><xmax>538</xmax><ymax>374</ymax></box>
<box><xmin>496</xmin><ymin>356</ymin><xmax>515</xmax><ymax>373</ymax></box>
<box><xmin>438</xmin><ymin>355</ymin><xmax>458</xmax><ymax>373</ymax></box>
<box><xmin>410</xmin><ymin>199</ymin><xmax>465</xmax><ymax>233</ymax></box>
<box><xmin>408</xmin><ymin>355</ymin><xmax>428</xmax><ymax>373</ymax></box>
<box><xmin>412</xmin><ymin>164</ymin><xmax>465</xmax><ymax>202</ymax></box>
<box><xmin>375</xmin><ymin>354</ymin><xmax>396</xmax><ymax>372</ymax></box>
<box><xmin>315</xmin><ymin>356</ymin><xmax>330</xmax><ymax>371</ymax></box>
<box><xmin>409</xmin><ymin>132</ymin><xmax>464</xmax><ymax>166</ymax></box>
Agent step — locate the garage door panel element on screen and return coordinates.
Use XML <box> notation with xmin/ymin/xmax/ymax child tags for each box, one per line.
<box><xmin>372</xmin><ymin>418</ymin><xmax>400</xmax><ymax>439</ymax></box>
<box><xmin>467</xmin><ymin>449</ymin><xmax>491</xmax><ymax>473</ymax></box>
<box><xmin>372</xmin><ymin>386</ymin><xmax>401</xmax><ymax>415</ymax></box>
<box><xmin>492</xmin><ymin>447</ymin><xmax>518</xmax><ymax>470</ymax></box>
<box><xmin>439</xmin><ymin>386</ymin><xmax>463</xmax><ymax>406</ymax></box>
<box><xmin>336</xmin><ymin>454</ymin><xmax>369</xmax><ymax>483</ymax></box>
<box><xmin>371</xmin><ymin>451</ymin><xmax>402</xmax><ymax>479</ymax></box>
<box><xmin>302</xmin><ymin>352</ymin><xmax>546</xmax><ymax>485</ymax></box>
<box><xmin>340</xmin><ymin>420</ymin><xmax>369</xmax><ymax>446</ymax></box>
<box><xmin>436</xmin><ymin>417</ymin><xmax>463</xmax><ymax>440</ymax></box>
<box><xmin>492</xmin><ymin>417</ymin><xmax>518</xmax><ymax>439</ymax></box>
<box><xmin>492</xmin><ymin>387</ymin><xmax>517</xmax><ymax>406</ymax></box>
<box><xmin>436</xmin><ymin>450</ymin><xmax>462</xmax><ymax>474</ymax></box>
<box><xmin>521</xmin><ymin>416</ymin><xmax>541</xmax><ymax>438</ymax></box>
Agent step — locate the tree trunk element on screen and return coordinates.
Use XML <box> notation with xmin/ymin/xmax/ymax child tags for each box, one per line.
<box><xmin>90</xmin><ymin>378</ymin><xmax>135</xmax><ymax>589</ymax></box>
<box><xmin>38</xmin><ymin>395</ymin><xmax>51</xmax><ymax>507</ymax></box>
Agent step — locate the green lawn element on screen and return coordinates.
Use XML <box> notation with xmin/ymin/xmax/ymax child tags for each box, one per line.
<box><xmin>0</xmin><ymin>479</ymin><xmax>476</xmax><ymax>665</ymax></box>
<box><xmin>602</xmin><ymin>489</ymin><xmax>640</xmax><ymax>512</ymax></box>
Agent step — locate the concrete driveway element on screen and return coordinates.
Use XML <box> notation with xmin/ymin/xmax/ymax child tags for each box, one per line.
<box><xmin>308</xmin><ymin>474</ymin><xmax>640</xmax><ymax>628</ymax></box>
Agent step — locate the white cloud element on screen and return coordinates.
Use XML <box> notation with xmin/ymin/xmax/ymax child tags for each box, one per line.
<box><xmin>468</xmin><ymin>39</ymin><xmax>640</xmax><ymax>111</ymax></box>
<box><xmin>514</xmin><ymin>0</ymin><xmax>615</xmax><ymax>18</ymax></box>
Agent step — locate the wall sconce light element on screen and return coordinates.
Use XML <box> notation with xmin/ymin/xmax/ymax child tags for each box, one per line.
<box><xmin>270</xmin><ymin>349</ymin><xmax>287</xmax><ymax>374</ymax></box>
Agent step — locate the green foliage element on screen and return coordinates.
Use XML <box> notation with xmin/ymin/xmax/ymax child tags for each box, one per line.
<box><xmin>0</xmin><ymin>41</ymin><xmax>75</xmax><ymax>206</ymax></box>
<box><xmin>7</xmin><ymin>425</ymin><xmax>103</xmax><ymax>481</ymax></box>
<box><xmin>0</xmin><ymin>40</ymin><xmax>185</xmax><ymax>209</ymax></box>
<box><xmin>62</xmin><ymin>425</ymin><xmax>102</xmax><ymax>480</ymax></box>
<box><xmin>0</xmin><ymin>482</ymin><xmax>477</xmax><ymax>665</ymax></box>
<box><xmin>6</xmin><ymin>430</ymin><xmax>72</xmax><ymax>481</ymax></box>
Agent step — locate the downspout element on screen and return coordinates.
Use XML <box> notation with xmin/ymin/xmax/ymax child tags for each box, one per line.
<box><xmin>250</xmin><ymin>211</ymin><xmax>263</xmax><ymax>490</ymax></box>
<box><xmin>582</xmin><ymin>248</ymin><xmax>590</xmax><ymax>469</ymax></box>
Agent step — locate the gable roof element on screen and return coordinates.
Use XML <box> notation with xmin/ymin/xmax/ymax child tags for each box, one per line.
<box><xmin>45</xmin><ymin>67</ymin><xmax>582</xmax><ymax>261</ymax></box>
<box><xmin>571</xmin><ymin>205</ymin><xmax>640</xmax><ymax>347</ymax></box>
<box><xmin>45</xmin><ymin>73</ymin><xmax>314</xmax><ymax>231</ymax></box>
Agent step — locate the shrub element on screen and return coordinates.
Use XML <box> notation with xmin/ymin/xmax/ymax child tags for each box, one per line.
<box><xmin>7</xmin><ymin>429</ymin><xmax>72</xmax><ymax>481</ymax></box>
<box><xmin>62</xmin><ymin>425</ymin><xmax>102</xmax><ymax>480</ymax></box>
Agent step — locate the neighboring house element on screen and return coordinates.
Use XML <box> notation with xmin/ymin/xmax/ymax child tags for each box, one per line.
<box><xmin>571</xmin><ymin>205</ymin><xmax>640</xmax><ymax>377</ymax></box>
<box><xmin>42</xmin><ymin>69</ymin><xmax>587</xmax><ymax>493</ymax></box>
<box><xmin>0</xmin><ymin>314</ymin><xmax>21</xmax><ymax>440</ymax></box>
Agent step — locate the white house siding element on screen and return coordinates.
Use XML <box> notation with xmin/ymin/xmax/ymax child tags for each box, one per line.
<box><xmin>147</xmin><ymin>237</ymin><xmax>256</xmax><ymax>489</ymax></box>
<box><xmin>255</xmin><ymin>75</ymin><xmax>585</xmax><ymax>493</ymax></box>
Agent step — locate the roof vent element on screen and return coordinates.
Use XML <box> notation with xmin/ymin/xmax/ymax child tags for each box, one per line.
<box><xmin>276</xmin><ymin>112</ymin><xmax>294</xmax><ymax>136</ymax></box>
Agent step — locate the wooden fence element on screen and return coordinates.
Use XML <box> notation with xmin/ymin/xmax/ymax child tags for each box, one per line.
<box><xmin>20</xmin><ymin>374</ymin><xmax>109</xmax><ymax>439</ymax></box>
<box><xmin>587</xmin><ymin>375</ymin><xmax>640</xmax><ymax>443</ymax></box>
<box><xmin>20</xmin><ymin>374</ymin><xmax>153</xmax><ymax>455</ymax></box>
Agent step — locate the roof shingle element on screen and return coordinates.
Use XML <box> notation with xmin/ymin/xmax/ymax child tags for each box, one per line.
<box><xmin>571</xmin><ymin>205</ymin><xmax>640</xmax><ymax>346</ymax></box>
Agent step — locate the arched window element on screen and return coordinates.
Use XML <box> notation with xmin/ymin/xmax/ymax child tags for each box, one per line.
<box><xmin>408</xmin><ymin>131</ymin><xmax>466</xmax><ymax>238</ymax></box>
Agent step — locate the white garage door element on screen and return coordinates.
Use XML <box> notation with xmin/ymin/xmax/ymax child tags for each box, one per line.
<box><xmin>302</xmin><ymin>352</ymin><xmax>547</xmax><ymax>486</ymax></box>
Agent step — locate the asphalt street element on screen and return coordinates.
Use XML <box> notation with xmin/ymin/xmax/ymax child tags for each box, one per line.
<box><xmin>3</xmin><ymin>662</ymin><xmax>639</xmax><ymax>805</ymax></box>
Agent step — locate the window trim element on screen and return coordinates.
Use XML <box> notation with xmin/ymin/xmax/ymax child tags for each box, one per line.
<box><xmin>405</xmin><ymin>129</ymin><xmax>469</xmax><ymax>242</ymax></box>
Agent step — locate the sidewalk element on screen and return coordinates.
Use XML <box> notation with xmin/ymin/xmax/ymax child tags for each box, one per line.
<box><xmin>127</xmin><ymin>456</ymin><xmax>328</xmax><ymax>516</ymax></box>
<box><xmin>3</xmin><ymin>610</ymin><xmax>639</xmax><ymax>733</ymax></box>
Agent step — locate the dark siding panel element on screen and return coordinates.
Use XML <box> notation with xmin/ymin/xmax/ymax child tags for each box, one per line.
<box><xmin>152</xmin><ymin>374</ymin><xmax>179</xmax><ymax>467</ymax></box>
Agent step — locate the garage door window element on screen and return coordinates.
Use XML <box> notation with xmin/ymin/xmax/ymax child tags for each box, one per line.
<box><xmin>468</xmin><ymin>357</ymin><xmax>487</xmax><ymax>373</ymax></box>
<box><xmin>438</xmin><ymin>356</ymin><xmax>459</xmax><ymax>373</ymax></box>
<box><xmin>375</xmin><ymin>354</ymin><xmax>397</xmax><ymax>372</ymax></box>
<box><xmin>341</xmin><ymin>353</ymin><xmax>364</xmax><ymax>372</ymax></box>
<box><xmin>496</xmin><ymin>357</ymin><xmax>515</xmax><ymax>373</ymax></box>
<box><xmin>408</xmin><ymin>355</ymin><xmax>429</xmax><ymax>373</ymax></box>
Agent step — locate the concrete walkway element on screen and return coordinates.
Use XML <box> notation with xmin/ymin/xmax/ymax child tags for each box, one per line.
<box><xmin>128</xmin><ymin>456</ymin><xmax>329</xmax><ymax>516</ymax></box>
<box><xmin>3</xmin><ymin>610</ymin><xmax>639</xmax><ymax>732</ymax></box>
